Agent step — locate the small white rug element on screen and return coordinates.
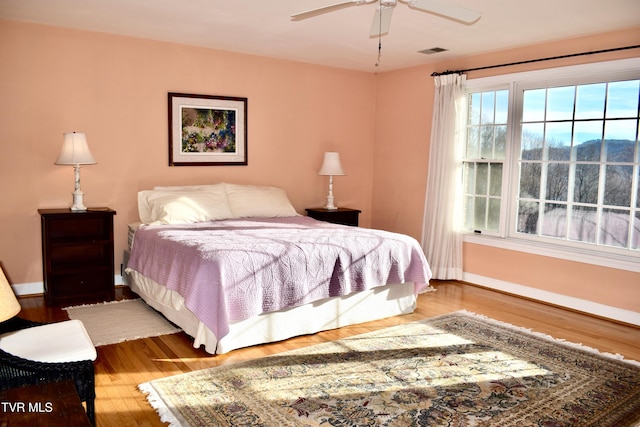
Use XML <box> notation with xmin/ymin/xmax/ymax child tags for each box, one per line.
<box><xmin>64</xmin><ymin>299</ymin><xmax>182</xmax><ymax>346</ymax></box>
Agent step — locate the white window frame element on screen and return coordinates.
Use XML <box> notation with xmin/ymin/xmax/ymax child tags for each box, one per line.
<box><xmin>463</xmin><ymin>57</ymin><xmax>640</xmax><ymax>273</ymax></box>
<box><xmin>462</xmin><ymin>88</ymin><xmax>511</xmax><ymax>236</ymax></box>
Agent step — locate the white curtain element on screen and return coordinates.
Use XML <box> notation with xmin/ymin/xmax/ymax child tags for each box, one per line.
<box><xmin>421</xmin><ymin>73</ymin><xmax>466</xmax><ymax>280</ymax></box>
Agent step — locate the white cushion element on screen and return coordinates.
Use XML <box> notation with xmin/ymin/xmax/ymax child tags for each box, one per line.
<box><xmin>0</xmin><ymin>319</ymin><xmax>96</xmax><ymax>363</ymax></box>
<box><xmin>225</xmin><ymin>183</ymin><xmax>298</xmax><ymax>218</ymax></box>
<box><xmin>152</xmin><ymin>184</ymin><xmax>217</xmax><ymax>191</ymax></box>
<box><xmin>138</xmin><ymin>183</ymin><xmax>233</xmax><ymax>224</ymax></box>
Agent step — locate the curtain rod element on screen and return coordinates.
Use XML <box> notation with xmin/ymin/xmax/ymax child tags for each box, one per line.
<box><xmin>430</xmin><ymin>45</ymin><xmax>640</xmax><ymax>77</ymax></box>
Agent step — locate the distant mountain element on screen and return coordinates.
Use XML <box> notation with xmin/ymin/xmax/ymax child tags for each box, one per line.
<box><xmin>522</xmin><ymin>138</ymin><xmax>636</xmax><ymax>162</ymax></box>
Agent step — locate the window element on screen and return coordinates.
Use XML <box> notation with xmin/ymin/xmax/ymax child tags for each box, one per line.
<box><xmin>462</xmin><ymin>59</ymin><xmax>640</xmax><ymax>266</ymax></box>
<box><xmin>463</xmin><ymin>90</ymin><xmax>508</xmax><ymax>233</ymax></box>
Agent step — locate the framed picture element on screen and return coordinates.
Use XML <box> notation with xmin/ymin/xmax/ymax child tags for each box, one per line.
<box><xmin>168</xmin><ymin>92</ymin><xmax>247</xmax><ymax>166</ymax></box>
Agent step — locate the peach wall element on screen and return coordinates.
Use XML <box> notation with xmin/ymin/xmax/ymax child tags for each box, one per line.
<box><xmin>372</xmin><ymin>27</ymin><xmax>640</xmax><ymax>314</ymax></box>
<box><xmin>0</xmin><ymin>21</ymin><xmax>376</xmax><ymax>284</ymax></box>
<box><xmin>462</xmin><ymin>243</ymin><xmax>639</xmax><ymax>310</ymax></box>
<box><xmin>372</xmin><ymin>65</ymin><xmax>433</xmax><ymax>238</ymax></box>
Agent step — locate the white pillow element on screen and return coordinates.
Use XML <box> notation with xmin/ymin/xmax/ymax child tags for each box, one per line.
<box><xmin>153</xmin><ymin>184</ymin><xmax>218</xmax><ymax>191</ymax></box>
<box><xmin>138</xmin><ymin>185</ymin><xmax>233</xmax><ymax>224</ymax></box>
<box><xmin>225</xmin><ymin>183</ymin><xmax>298</xmax><ymax>218</ymax></box>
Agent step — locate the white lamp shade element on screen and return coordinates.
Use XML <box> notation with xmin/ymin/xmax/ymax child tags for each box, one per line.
<box><xmin>318</xmin><ymin>152</ymin><xmax>345</xmax><ymax>176</ymax></box>
<box><xmin>0</xmin><ymin>267</ymin><xmax>21</xmax><ymax>323</ymax></box>
<box><xmin>55</xmin><ymin>132</ymin><xmax>97</xmax><ymax>165</ymax></box>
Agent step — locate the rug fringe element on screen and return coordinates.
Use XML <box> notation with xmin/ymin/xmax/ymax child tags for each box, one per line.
<box><xmin>63</xmin><ymin>298</ymin><xmax>140</xmax><ymax>310</ymax></box>
<box><xmin>419</xmin><ymin>285</ymin><xmax>437</xmax><ymax>295</ymax></box>
<box><xmin>139</xmin><ymin>382</ymin><xmax>184</xmax><ymax>427</ymax></box>
<box><xmin>455</xmin><ymin>309</ymin><xmax>640</xmax><ymax>368</ymax></box>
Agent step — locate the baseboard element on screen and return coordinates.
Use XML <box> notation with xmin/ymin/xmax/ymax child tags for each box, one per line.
<box><xmin>463</xmin><ymin>273</ymin><xmax>640</xmax><ymax>327</ymax></box>
<box><xmin>12</xmin><ymin>275</ymin><xmax>125</xmax><ymax>297</ymax></box>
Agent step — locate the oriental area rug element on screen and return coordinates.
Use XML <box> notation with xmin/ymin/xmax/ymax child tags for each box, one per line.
<box><xmin>139</xmin><ymin>311</ymin><xmax>640</xmax><ymax>427</ymax></box>
<box><xmin>64</xmin><ymin>298</ymin><xmax>181</xmax><ymax>346</ymax></box>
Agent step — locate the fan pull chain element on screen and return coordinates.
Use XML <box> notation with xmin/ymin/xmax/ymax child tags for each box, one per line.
<box><xmin>375</xmin><ymin>0</ymin><xmax>382</xmax><ymax>67</ymax></box>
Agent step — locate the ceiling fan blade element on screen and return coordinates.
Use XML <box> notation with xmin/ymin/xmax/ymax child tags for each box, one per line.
<box><xmin>407</xmin><ymin>0</ymin><xmax>481</xmax><ymax>24</ymax></box>
<box><xmin>291</xmin><ymin>0</ymin><xmax>372</xmax><ymax>21</ymax></box>
<box><xmin>369</xmin><ymin>6</ymin><xmax>394</xmax><ymax>36</ymax></box>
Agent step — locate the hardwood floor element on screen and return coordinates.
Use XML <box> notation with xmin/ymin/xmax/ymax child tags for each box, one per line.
<box><xmin>16</xmin><ymin>280</ymin><xmax>640</xmax><ymax>427</ymax></box>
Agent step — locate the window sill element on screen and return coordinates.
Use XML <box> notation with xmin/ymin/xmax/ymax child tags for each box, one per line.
<box><xmin>463</xmin><ymin>233</ymin><xmax>640</xmax><ymax>273</ymax></box>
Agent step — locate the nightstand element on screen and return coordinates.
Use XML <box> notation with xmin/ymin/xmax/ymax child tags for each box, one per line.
<box><xmin>39</xmin><ymin>208</ymin><xmax>116</xmax><ymax>306</ymax></box>
<box><xmin>305</xmin><ymin>207</ymin><xmax>361</xmax><ymax>226</ymax></box>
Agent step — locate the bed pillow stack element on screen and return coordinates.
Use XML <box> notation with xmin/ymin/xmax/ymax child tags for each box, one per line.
<box><xmin>137</xmin><ymin>183</ymin><xmax>298</xmax><ymax>224</ymax></box>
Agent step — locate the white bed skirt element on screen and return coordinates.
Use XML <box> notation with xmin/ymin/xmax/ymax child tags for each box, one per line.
<box><xmin>126</xmin><ymin>269</ymin><xmax>417</xmax><ymax>354</ymax></box>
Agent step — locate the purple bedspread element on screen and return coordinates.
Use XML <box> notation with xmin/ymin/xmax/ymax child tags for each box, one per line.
<box><xmin>127</xmin><ymin>216</ymin><xmax>432</xmax><ymax>339</ymax></box>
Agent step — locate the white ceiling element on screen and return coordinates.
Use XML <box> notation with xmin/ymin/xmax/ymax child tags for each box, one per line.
<box><xmin>1</xmin><ymin>0</ymin><xmax>638</xmax><ymax>72</ymax></box>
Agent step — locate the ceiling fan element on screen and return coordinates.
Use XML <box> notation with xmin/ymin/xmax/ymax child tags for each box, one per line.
<box><xmin>291</xmin><ymin>0</ymin><xmax>481</xmax><ymax>36</ymax></box>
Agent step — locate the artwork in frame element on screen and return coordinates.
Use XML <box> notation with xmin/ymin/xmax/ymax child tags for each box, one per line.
<box><xmin>168</xmin><ymin>92</ymin><xmax>247</xmax><ymax>166</ymax></box>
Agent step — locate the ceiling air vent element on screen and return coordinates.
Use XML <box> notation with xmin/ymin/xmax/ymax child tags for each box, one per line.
<box><xmin>419</xmin><ymin>47</ymin><xmax>448</xmax><ymax>55</ymax></box>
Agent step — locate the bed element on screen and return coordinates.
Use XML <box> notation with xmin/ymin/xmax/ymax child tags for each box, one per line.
<box><xmin>124</xmin><ymin>183</ymin><xmax>432</xmax><ymax>354</ymax></box>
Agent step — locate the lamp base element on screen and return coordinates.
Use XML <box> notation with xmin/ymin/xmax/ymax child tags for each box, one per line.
<box><xmin>324</xmin><ymin>175</ymin><xmax>338</xmax><ymax>210</ymax></box>
<box><xmin>70</xmin><ymin>190</ymin><xmax>87</xmax><ymax>212</ymax></box>
<box><xmin>324</xmin><ymin>195</ymin><xmax>338</xmax><ymax>210</ymax></box>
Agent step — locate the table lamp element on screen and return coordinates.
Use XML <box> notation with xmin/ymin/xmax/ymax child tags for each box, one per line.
<box><xmin>318</xmin><ymin>152</ymin><xmax>345</xmax><ymax>210</ymax></box>
<box><xmin>55</xmin><ymin>132</ymin><xmax>97</xmax><ymax>211</ymax></box>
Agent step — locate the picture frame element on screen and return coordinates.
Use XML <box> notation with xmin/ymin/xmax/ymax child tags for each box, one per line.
<box><xmin>168</xmin><ymin>92</ymin><xmax>247</xmax><ymax>166</ymax></box>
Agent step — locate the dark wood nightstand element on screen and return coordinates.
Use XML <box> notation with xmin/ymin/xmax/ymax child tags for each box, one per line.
<box><xmin>305</xmin><ymin>207</ymin><xmax>361</xmax><ymax>227</ymax></box>
<box><xmin>39</xmin><ymin>208</ymin><xmax>116</xmax><ymax>306</ymax></box>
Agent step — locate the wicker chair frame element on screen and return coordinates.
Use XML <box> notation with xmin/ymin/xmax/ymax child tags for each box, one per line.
<box><xmin>0</xmin><ymin>316</ymin><xmax>95</xmax><ymax>425</ymax></box>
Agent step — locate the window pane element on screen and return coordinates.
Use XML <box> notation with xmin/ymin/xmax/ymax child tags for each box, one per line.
<box><xmin>519</xmin><ymin>162</ymin><xmax>541</xmax><ymax>199</ymax></box>
<box><xmin>495</xmin><ymin>125</ymin><xmax>507</xmax><ymax>159</ymax></box>
<box><xmin>464</xmin><ymin>163</ymin><xmax>475</xmax><ymax>194</ymax></box>
<box><xmin>476</xmin><ymin>163</ymin><xmax>488</xmax><ymax>195</ymax></box>
<box><xmin>599</xmin><ymin>208</ymin><xmax>630</xmax><ymax>248</ymax></box>
<box><xmin>464</xmin><ymin>196</ymin><xmax>474</xmax><ymax>229</ymax></box>
<box><xmin>606</xmin><ymin>80</ymin><xmax>640</xmax><ymax>119</ymax></box>
<box><xmin>546</xmin><ymin>86</ymin><xmax>575</xmax><ymax>121</ymax></box>
<box><xmin>480</xmin><ymin>125</ymin><xmax>494</xmax><ymax>158</ymax></box>
<box><xmin>474</xmin><ymin>197</ymin><xmax>487</xmax><ymax>229</ymax></box>
<box><xmin>633</xmin><ymin>211</ymin><xmax>640</xmax><ymax>250</ymax></box>
<box><xmin>466</xmin><ymin>127</ymin><xmax>479</xmax><ymax>158</ymax></box>
<box><xmin>574</xmin><ymin>121</ymin><xmax>603</xmax><ymax>161</ymax></box>
<box><xmin>481</xmin><ymin>92</ymin><xmax>495</xmax><ymax>124</ymax></box>
<box><xmin>546</xmin><ymin>122</ymin><xmax>572</xmax><ymax>160</ymax></box>
<box><xmin>569</xmin><ymin>206</ymin><xmax>597</xmax><ymax>244</ymax></box>
<box><xmin>521</xmin><ymin>123</ymin><xmax>544</xmax><ymax>160</ymax></box>
<box><xmin>487</xmin><ymin>198</ymin><xmax>501</xmax><ymax>232</ymax></box>
<box><xmin>489</xmin><ymin>163</ymin><xmax>503</xmax><ymax>196</ymax></box>
<box><xmin>603</xmin><ymin>165</ymin><xmax>633</xmax><ymax>207</ymax></box>
<box><xmin>523</xmin><ymin>89</ymin><xmax>546</xmax><ymax>122</ymax></box>
<box><xmin>573</xmin><ymin>164</ymin><xmax>600</xmax><ymax>204</ymax></box>
<box><xmin>495</xmin><ymin>90</ymin><xmax>509</xmax><ymax>124</ymax></box>
<box><xmin>546</xmin><ymin>163</ymin><xmax>569</xmax><ymax>201</ymax></box>
<box><xmin>575</xmin><ymin>83</ymin><xmax>606</xmax><ymax>120</ymax></box>
<box><xmin>604</xmin><ymin>120</ymin><xmax>637</xmax><ymax>162</ymax></box>
<box><xmin>517</xmin><ymin>201</ymin><xmax>539</xmax><ymax>234</ymax></box>
<box><xmin>542</xmin><ymin>203</ymin><xmax>567</xmax><ymax>238</ymax></box>
<box><xmin>469</xmin><ymin>92</ymin><xmax>481</xmax><ymax>125</ymax></box>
